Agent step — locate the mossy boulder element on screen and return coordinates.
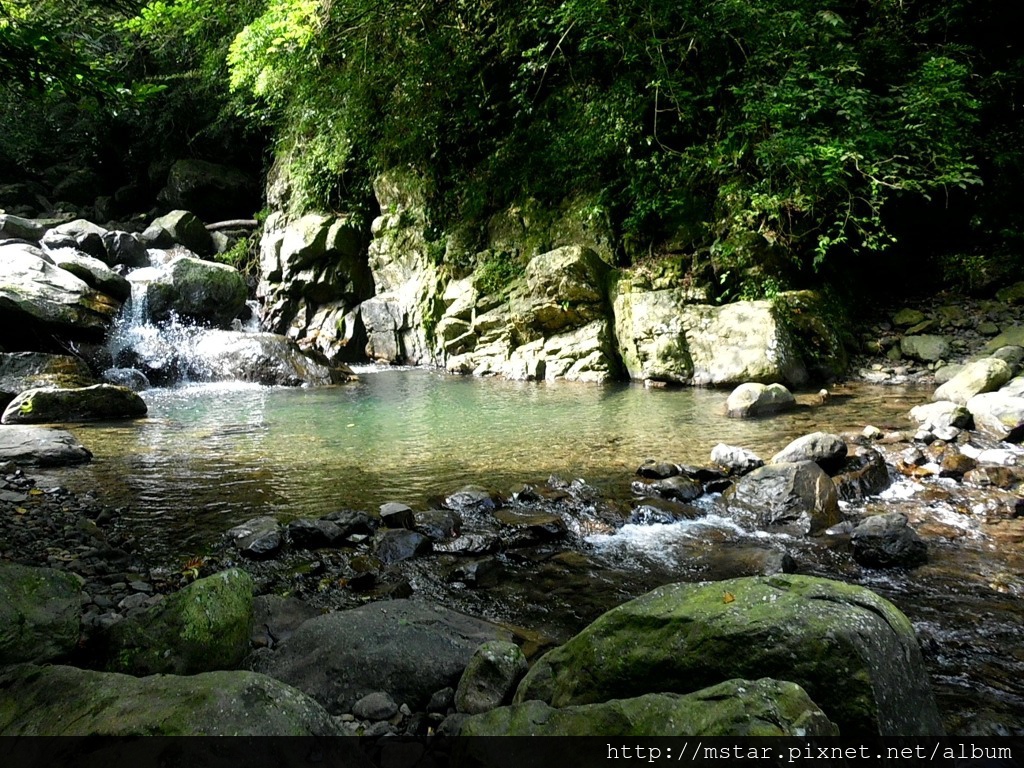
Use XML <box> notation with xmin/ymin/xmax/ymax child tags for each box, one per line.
<box><xmin>461</xmin><ymin>678</ymin><xmax>838</xmax><ymax>736</ymax></box>
<box><xmin>0</xmin><ymin>564</ymin><xmax>81</xmax><ymax>664</ymax></box>
<box><xmin>103</xmin><ymin>568</ymin><xmax>254</xmax><ymax>676</ymax></box>
<box><xmin>455</xmin><ymin>640</ymin><xmax>529</xmax><ymax>715</ymax></box>
<box><xmin>131</xmin><ymin>255</ymin><xmax>247</xmax><ymax>328</ymax></box>
<box><xmin>513</xmin><ymin>574</ymin><xmax>942</xmax><ymax>736</ymax></box>
<box><xmin>0</xmin><ymin>665</ymin><xmax>345</xmax><ymax>736</ymax></box>
<box><xmin>2</xmin><ymin>384</ymin><xmax>147</xmax><ymax>424</ymax></box>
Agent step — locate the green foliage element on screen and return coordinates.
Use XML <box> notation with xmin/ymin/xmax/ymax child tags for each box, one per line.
<box><xmin>473</xmin><ymin>251</ymin><xmax>524</xmax><ymax>298</ymax></box>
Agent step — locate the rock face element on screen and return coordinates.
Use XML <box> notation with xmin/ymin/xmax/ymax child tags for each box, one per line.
<box><xmin>460</xmin><ymin>679</ymin><xmax>838</xmax><ymax>737</ymax></box>
<box><xmin>0</xmin><ymin>564</ymin><xmax>81</xmax><ymax>665</ymax></box>
<box><xmin>256</xmin><ymin>599</ymin><xmax>512</xmax><ymax>713</ymax></box>
<box><xmin>513</xmin><ymin>575</ymin><xmax>943</xmax><ymax>736</ymax></box>
<box><xmin>258</xmin><ymin>210</ymin><xmax>373</xmax><ymax>364</ymax></box>
<box><xmin>191</xmin><ymin>330</ymin><xmax>336</xmax><ymax>386</ymax></box>
<box><xmin>0</xmin><ymin>425</ymin><xmax>92</xmax><ymax>466</ymax></box>
<box><xmin>725</xmin><ymin>461</ymin><xmax>841</xmax><ymax>534</ymax></box>
<box><xmin>610</xmin><ymin>277</ymin><xmax>693</xmax><ymax>384</ymax></box>
<box><xmin>2</xmin><ymin>384</ymin><xmax>147</xmax><ymax>424</ymax></box>
<box><xmin>158</xmin><ymin>159</ymin><xmax>259</xmax><ymax>221</ymax></box>
<box><xmin>933</xmin><ymin>357</ymin><xmax>1013</xmax><ymax>404</ymax></box>
<box><xmin>0</xmin><ymin>242</ymin><xmax>121</xmax><ymax>346</ymax></box>
<box><xmin>129</xmin><ymin>256</ymin><xmax>247</xmax><ymax>327</ymax></box>
<box><xmin>0</xmin><ymin>665</ymin><xmax>344</xmax><ymax>736</ymax></box>
<box><xmin>725</xmin><ymin>382</ymin><xmax>796</xmax><ymax>418</ymax></box>
<box><xmin>103</xmin><ymin>569</ymin><xmax>254</xmax><ymax>676</ymax></box>
<box><xmin>683</xmin><ymin>302</ymin><xmax>807</xmax><ymax>386</ymax></box>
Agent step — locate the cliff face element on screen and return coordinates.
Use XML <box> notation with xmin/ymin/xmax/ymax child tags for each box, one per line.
<box><xmin>257</xmin><ymin>169</ymin><xmax>842</xmax><ymax>386</ymax></box>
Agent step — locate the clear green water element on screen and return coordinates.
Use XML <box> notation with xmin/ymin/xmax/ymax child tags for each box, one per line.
<box><xmin>44</xmin><ymin>368</ymin><xmax>926</xmax><ymax>559</ymax></box>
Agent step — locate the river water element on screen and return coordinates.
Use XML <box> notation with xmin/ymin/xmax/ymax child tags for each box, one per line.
<box><xmin>37</xmin><ymin>368</ymin><xmax>1024</xmax><ymax>735</ymax></box>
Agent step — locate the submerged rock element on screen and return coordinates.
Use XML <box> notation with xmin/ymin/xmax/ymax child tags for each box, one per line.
<box><xmin>460</xmin><ymin>679</ymin><xmax>838</xmax><ymax>737</ymax></box>
<box><xmin>513</xmin><ymin>574</ymin><xmax>943</xmax><ymax>736</ymax></box>
<box><xmin>1</xmin><ymin>384</ymin><xmax>147</xmax><ymax>424</ymax></box>
<box><xmin>0</xmin><ymin>664</ymin><xmax>345</xmax><ymax>736</ymax></box>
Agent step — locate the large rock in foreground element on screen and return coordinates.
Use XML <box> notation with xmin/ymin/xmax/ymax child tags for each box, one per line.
<box><xmin>0</xmin><ymin>425</ymin><xmax>92</xmax><ymax>466</ymax></box>
<box><xmin>513</xmin><ymin>575</ymin><xmax>942</xmax><ymax>736</ymax></box>
<box><xmin>103</xmin><ymin>569</ymin><xmax>254</xmax><ymax>676</ymax></box>
<box><xmin>461</xmin><ymin>678</ymin><xmax>838</xmax><ymax>737</ymax></box>
<box><xmin>0</xmin><ymin>665</ymin><xmax>344</xmax><ymax>736</ymax></box>
<box><xmin>0</xmin><ymin>564</ymin><xmax>81</xmax><ymax>665</ymax></box>
<box><xmin>256</xmin><ymin>599</ymin><xmax>512</xmax><ymax>713</ymax></box>
<box><xmin>2</xmin><ymin>384</ymin><xmax>147</xmax><ymax>424</ymax></box>
<box><xmin>933</xmin><ymin>357</ymin><xmax>1013</xmax><ymax>404</ymax></box>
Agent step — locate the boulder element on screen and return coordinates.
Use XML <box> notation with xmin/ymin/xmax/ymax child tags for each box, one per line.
<box><xmin>141</xmin><ymin>210</ymin><xmax>213</xmax><ymax>255</ymax></box>
<box><xmin>770</xmin><ymin>432</ymin><xmax>848</xmax><ymax>474</ymax></box>
<box><xmin>227</xmin><ymin>516</ymin><xmax>282</xmax><ymax>559</ymax></box>
<box><xmin>0</xmin><ymin>214</ymin><xmax>45</xmax><ymax>243</ymax></box>
<box><xmin>374</xmin><ymin>528</ymin><xmax>432</xmax><ymax>564</ymax></box>
<box><xmin>681</xmin><ymin>301</ymin><xmax>807</xmax><ymax>387</ymax></box>
<box><xmin>900</xmin><ymin>334</ymin><xmax>950</xmax><ymax>363</ymax></box>
<box><xmin>0</xmin><ymin>242</ymin><xmax>120</xmax><ymax>345</ymax></box>
<box><xmin>100</xmin><ymin>230</ymin><xmax>150</xmax><ymax>269</ymax></box>
<box><xmin>101</xmin><ymin>367</ymin><xmax>150</xmax><ymax>391</ymax></box>
<box><xmin>724</xmin><ymin>461</ymin><xmax>841</xmax><ymax>534</ymax></box>
<box><xmin>286</xmin><ymin>518</ymin><xmax>346</xmax><ymax>549</ymax></box>
<box><xmin>991</xmin><ymin>345</ymin><xmax>1024</xmax><ymax>375</ymax></box>
<box><xmin>909</xmin><ymin>401</ymin><xmax>974</xmax><ymax>430</ymax></box>
<box><xmin>191</xmin><ymin>330</ymin><xmax>335</xmax><ymax>386</ymax></box>
<box><xmin>103</xmin><ymin>569</ymin><xmax>254</xmax><ymax>676</ymax></box>
<box><xmin>2</xmin><ymin>384</ymin><xmax>147</xmax><ymax>424</ymax></box>
<box><xmin>255</xmin><ymin>599</ymin><xmax>512</xmax><ymax>713</ymax></box>
<box><xmin>966</xmin><ymin>392</ymin><xmax>1024</xmax><ymax>442</ymax></box>
<box><xmin>933</xmin><ymin>357</ymin><xmax>1013</xmax><ymax>404</ymax></box>
<box><xmin>0</xmin><ymin>564</ymin><xmax>81</xmax><ymax>665</ymax></box>
<box><xmin>0</xmin><ymin>425</ymin><xmax>92</xmax><ymax>466</ymax></box>
<box><xmin>995</xmin><ymin>281</ymin><xmax>1024</xmax><ymax>305</ymax></box>
<box><xmin>610</xmin><ymin>279</ymin><xmax>693</xmax><ymax>384</ymax></box>
<box><xmin>45</xmin><ymin>219</ymin><xmax>107</xmax><ymax>260</ymax></box>
<box><xmin>47</xmin><ymin>250</ymin><xmax>130</xmax><ymax>302</ymax></box>
<box><xmin>710</xmin><ymin>443</ymin><xmax>764</xmax><ymax>475</ymax></box>
<box><xmin>455</xmin><ymin>640</ymin><xmax>529</xmax><ymax>715</ymax></box>
<box><xmin>513</xmin><ymin>575</ymin><xmax>943</xmax><ymax>736</ymax></box>
<box><xmin>851</xmin><ymin>513</ymin><xmax>928</xmax><ymax>568</ymax></box>
<box><xmin>644</xmin><ymin>475</ymin><xmax>704</xmax><ymax>502</ymax></box>
<box><xmin>379</xmin><ymin>501</ymin><xmax>415</xmax><ymax>529</ymax></box>
<box><xmin>831</xmin><ymin>448</ymin><xmax>892</xmax><ymax>500</ymax></box>
<box><xmin>0</xmin><ymin>665</ymin><xmax>345</xmax><ymax>736</ymax></box>
<box><xmin>725</xmin><ymin>382</ymin><xmax>796</xmax><ymax>418</ymax></box>
<box><xmin>460</xmin><ymin>679</ymin><xmax>838</xmax><ymax>737</ymax></box>
<box><xmin>892</xmin><ymin>308</ymin><xmax>926</xmax><ymax>328</ymax></box>
<box><xmin>158</xmin><ymin>159</ymin><xmax>259</xmax><ymax>221</ymax></box>
<box><xmin>129</xmin><ymin>256</ymin><xmax>246</xmax><ymax>327</ymax></box>
<box><xmin>984</xmin><ymin>326</ymin><xmax>1024</xmax><ymax>353</ymax></box>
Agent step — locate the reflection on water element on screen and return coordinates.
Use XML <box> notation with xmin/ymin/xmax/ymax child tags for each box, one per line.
<box><xmin>41</xmin><ymin>371</ymin><xmax>925</xmax><ymax>558</ymax></box>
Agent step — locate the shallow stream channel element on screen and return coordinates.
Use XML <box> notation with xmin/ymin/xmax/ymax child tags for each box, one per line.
<box><xmin>37</xmin><ymin>367</ymin><xmax>1024</xmax><ymax>735</ymax></box>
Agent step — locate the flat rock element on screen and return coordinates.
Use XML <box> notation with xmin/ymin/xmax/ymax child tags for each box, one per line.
<box><xmin>2</xmin><ymin>384</ymin><xmax>147</xmax><ymax>424</ymax></box>
<box><xmin>0</xmin><ymin>425</ymin><xmax>92</xmax><ymax>466</ymax></box>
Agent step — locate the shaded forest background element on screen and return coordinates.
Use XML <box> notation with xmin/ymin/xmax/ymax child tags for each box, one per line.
<box><xmin>2</xmin><ymin>0</ymin><xmax>1022</xmax><ymax>303</ymax></box>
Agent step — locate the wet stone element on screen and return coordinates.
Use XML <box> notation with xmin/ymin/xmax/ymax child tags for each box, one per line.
<box><xmin>851</xmin><ymin>512</ymin><xmax>928</xmax><ymax>568</ymax></box>
<box><xmin>287</xmin><ymin>518</ymin><xmax>346</xmax><ymax>549</ymax></box>
<box><xmin>320</xmin><ymin>509</ymin><xmax>375</xmax><ymax>538</ymax></box>
<box><xmin>433</xmin><ymin>534</ymin><xmax>500</xmax><ymax>556</ymax></box>
<box><xmin>379</xmin><ymin>502</ymin><xmax>415</xmax><ymax>529</ymax></box>
<box><xmin>939</xmin><ymin>451</ymin><xmax>978</xmax><ymax>480</ymax></box>
<box><xmin>414</xmin><ymin>509</ymin><xmax>462</xmax><ymax>541</ymax></box>
<box><xmin>635</xmin><ymin>460</ymin><xmax>679</xmax><ymax>479</ymax></box>
<box><xmin>427</xmin><ymin>687</ymin><xmax>455</xmax><ymax>713</ymax></box>
<box><xmin>445</xmin><ymin>485</ymin><xmax>500</xmax><ymax>513</ymax></box>
<box><xmin>642</xmin><ymin>475</ymin><xmax>703</xmax><ymax>502</ymax></box>
<box><xmin>445</xmin><ymin>558</ymin><xmax>503</xmax><ymax>588</ymax></box>
<box><xmin>629</xmin><ymin>498</ymin><xmax>704</xmax><ymax>525</ymax></box>
<box><xmin>374</xmin><ymin>529</ymin><xmax>432</xmax><ymax>564</ymax></box>
<box><xmin>226</xmin><ymin>516</ymin><xmax>282</xmax><ymax>559</ymax></box>
<box><xmin>352</xmin><ymin>691</ymin><xmax>399</xmax><ymax>721</ymax></box>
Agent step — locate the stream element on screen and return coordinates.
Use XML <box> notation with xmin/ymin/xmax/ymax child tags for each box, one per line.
<box><xmin>35</xmin><ymin>368</ymin><xmax>1024</xmax><ymax>735</ymax></box>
